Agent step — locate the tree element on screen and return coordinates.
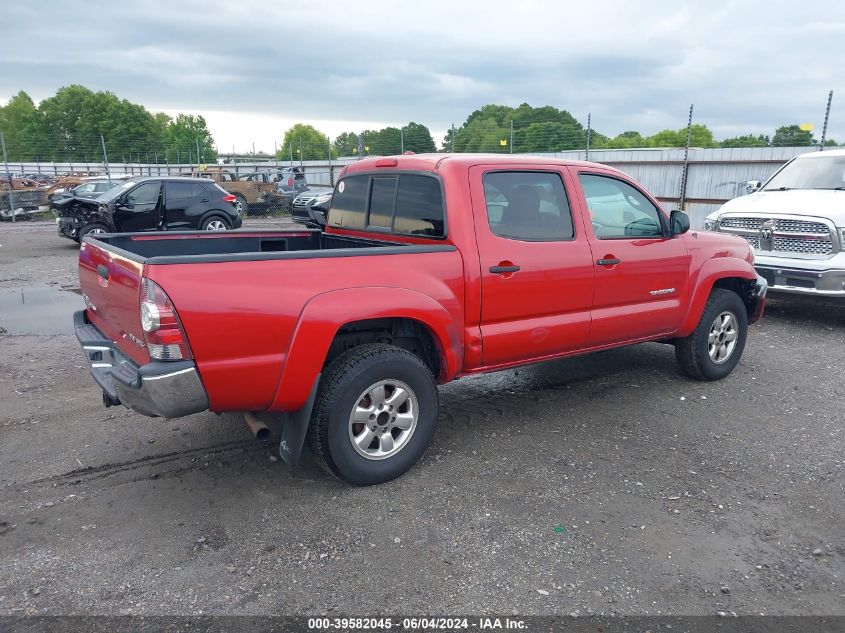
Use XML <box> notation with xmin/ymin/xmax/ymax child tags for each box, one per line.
<box><xmin>772</xmin><ymin>125</ymin><xmax>814</xmax><ymax>146</ymax></box>
<box><xmin>333</xmin><ymin>132</ymin><xmax>359</xmax><ymax>156</ymax></box>
<box><xmin>452</xmin><ymin>103</ymin><xmax>587</xmax><ymax>153</ymax></box>
<box><xmin>164</xmin><ymin>114</ymin><xmax>217</xmax><ymax>164</ymax></box>
<box><xmin>720</xmin><ymin>134</ymin><xmax>769</xmax><ymax>148</ymax></box>
<box><xmin>0</xmin><ymin>91</ymin><xmax>37</xmax><ymax>160</ymax></box>
<box><xmin>401</xmin><ymin>122</ymin><xmax>436</xmax><ymax>153</ymax></box>
<box><xmin>278</xmin><ymin>123</ymin><xmax>333</xmax><ymax>161</ymax></box>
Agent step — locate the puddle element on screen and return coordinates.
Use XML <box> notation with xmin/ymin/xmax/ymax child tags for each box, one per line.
<box><xmin>0</xmin><ymin>286</ymin><xmax>85</xmax><ymax>335</ymax></box>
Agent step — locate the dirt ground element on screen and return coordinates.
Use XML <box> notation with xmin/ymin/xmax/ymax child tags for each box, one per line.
<box><xmin>0</xmin><ymin>220</ymin><xmax>843</xmax><ymax>616</ymax></box>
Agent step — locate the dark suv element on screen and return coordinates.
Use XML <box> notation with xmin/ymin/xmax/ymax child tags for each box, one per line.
<box><xmin>56</xmin><ymin>177</ymin><xmax>242</xmax><ymax>242</ymax></box>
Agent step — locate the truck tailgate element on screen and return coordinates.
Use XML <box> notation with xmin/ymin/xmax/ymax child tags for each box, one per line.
<box><xmin>78</xmin><ymin>239</ymin><xmax>148</xmax><ymax>366</ymax></box>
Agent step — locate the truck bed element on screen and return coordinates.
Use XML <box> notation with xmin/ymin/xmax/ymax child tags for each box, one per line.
<box><xmin>90</xmin><ymin>229</ymin><xmax>451</xmax><ymax>263</ymax></box>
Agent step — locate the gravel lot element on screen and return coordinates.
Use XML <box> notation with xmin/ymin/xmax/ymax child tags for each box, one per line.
<box><xmin>0</xmin><ymin>220</ymin><xmax>843</xmax><ymax>616</ymax></box>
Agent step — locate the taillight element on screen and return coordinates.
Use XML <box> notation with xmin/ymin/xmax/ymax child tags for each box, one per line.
<box><xmin>287</xmin><ymin>177</ymin><xmax>294</xmax><ymax>187</ymax></box>
<box><xmin>140</xmin><ymin>278</ymin><xmax>193</xmax><ymax>361</ymax></box>
<box><xmin>222</xmin><ymin>194</ymin><xmax>237</xmax><ymax>203</ymax></box>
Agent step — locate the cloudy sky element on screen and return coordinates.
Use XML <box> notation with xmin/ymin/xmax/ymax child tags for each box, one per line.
<box><xmin>2</xmin><ymin>0</ymin><xmax>843</xmax><ymax>152</ymax></box>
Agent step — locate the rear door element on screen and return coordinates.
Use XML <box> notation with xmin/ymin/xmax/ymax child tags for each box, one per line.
<box><xmin>571</xmin><ymin>168</ymin><xmax>691</xmax><ymax>345</ymax></box>
<box><xmin>164</xmin><ymin>181</ymin><xmax>203</xmax><ymax>229</ymax></box>
<box><xmin>113</xmin><ymin>181</ymin><xmax>162</xmax><ymax>232</ymax></box>
<box><xmin>470</xmin><ymin>165</ymin><xmax>594</xmax><ymax>366</ymax></box>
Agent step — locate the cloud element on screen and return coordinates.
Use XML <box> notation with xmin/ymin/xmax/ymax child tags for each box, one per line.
<box><xmin>1</xmin><ymin>0</ymin><xmax>842</xmax><ymax>151</ymax></box>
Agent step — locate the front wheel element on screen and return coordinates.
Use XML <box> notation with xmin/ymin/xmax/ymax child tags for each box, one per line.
<box><xmin>78</xmin><ymin>222</ymin><xmax>109</xmax><ymax>241</ymax></box>
<box><xmin>201</xmin><ymin>216</ymin><xmax>230</xmax><ymax>231</ymax></box>
<box><xmin>309</xmin><ymin>344</ymin><xmax>438</xmax><ymax>485</ymax></box>
<box><xmin>675</xmin><ymin>288</ymin><xmax>748</xmax><ymax>380</ymax></box>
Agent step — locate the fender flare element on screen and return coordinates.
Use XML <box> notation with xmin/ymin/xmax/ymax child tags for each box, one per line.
<box><xmin>269</xmin><ymin>286</ymin><xmax>463</xmax><ymax>411</ymax></box>
<box><xmin>678</xmin><ymin>257</ymin><xmax>757</xmax><ymax>336</ymax></box>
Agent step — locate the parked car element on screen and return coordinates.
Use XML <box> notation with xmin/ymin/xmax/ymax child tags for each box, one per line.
<box><xmin>291</xmin><ymin>189</ymin><xmax>331</xmax><ymax>227</ymax></box>
<box><xmin>274</xmin><ymin>167</ymin><xmax>308</xmax><ymax>203</ymax></box>
<box><xmin>56</xmin><ymin>176</ymin><xmax>242</xmax><ymax>242</ymax></box>
<box><xmin>704</xmin><ymin>149</ymin><xmax>845</xmax><ymax>298</ymax></box>
<box><xmin>48</xmin><ymin>178</ymin><xmax>124</xmax><ymax>209</ymax></box>
<box><xmin>74</xmin><ymin>154</ymin><xmax>766</xmax><ymax>485</ymax></box>
<box><xmin>180</xmin><ymin>168</ymin><xmax>280</xmax><ymax>215</ymax></box>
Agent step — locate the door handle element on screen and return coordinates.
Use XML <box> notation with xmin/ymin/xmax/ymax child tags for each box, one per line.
<box><xmin>596</xmin><ymin>258</ymin><xmax>621</xmax><ymax>266</ymax></box>
<box><xmin>489</xmin><ymin>265</ymin><xmax>520</xmax><ymax>273</ymax></box>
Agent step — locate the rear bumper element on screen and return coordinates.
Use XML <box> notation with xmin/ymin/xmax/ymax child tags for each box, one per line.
<box><xmin>74</xmin><ymin>310</ymin><xmax>209</xmax><ymax>418</ymax></box>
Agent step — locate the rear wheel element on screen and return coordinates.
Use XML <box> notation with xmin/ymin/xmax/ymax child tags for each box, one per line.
<box><xmin>201</xmin><ymin>216</ymin><xmax>230</xmax><ymax>231</ymax></box>
<box><xmin>675</xmin><ymin>288</ymin><xmax>748</xmax><ymax>380</ymax></box>
<box><xmin>78</xmin><ymin>222</ymin><xmax>109</xmax><ymax>241</ymax></box>
<box><xmin>309</xmin><ymin>344</ymin><xmax>438</xmax><ymax>485</ymax></box>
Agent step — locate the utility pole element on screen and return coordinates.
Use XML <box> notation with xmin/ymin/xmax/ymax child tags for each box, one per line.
<box><xmin>509</xmin><ymin>120</ymin><xmax>513</xmax><ymax>154</ymax></box>
<box><xmin>274</xmin><ymin>140</ymin><xmax>278</xmax><ymax>168</ymax></box>
<box><xmin>819</xmin><ymin>90</ymin><xmax>834</xmax><ymax>151</ymax></box>
<box><xmin>328</xmin><ymin>137</ymin><xmax>333</xmax><ymax>184</ymax></box>
<box><xmin>585</xmin><ymin>113</ymin><xmax>592</xmax><ymax>162</ymax></box>
<box><xmin>100</xmin><ymin>134</ymin><xmax>111</xmax><ymax>185</ymax></box>
<box><xmin>195</xmin><ymin>139</ymin><xmax>201</xmax><ymax>171</ymax></box>
<box><xmin>450</xmin><ymin>123</ymin><xmax>456</xmax><ymax>152</ymax></box>
<box><xmin>1</xmin><ymin>131</ymin><xmax>15</xmax><ymax>223</ymax></box>
<box><xmin>289</xmin><ymin>142</ymin><xmax>293</xmax><ymax>165</ymax></box>
<box><xmin>357</xmin><ymin>134</ymin><xmax>364</xmax><ymax>160</ymax></box>
<box><xmin>679</xmin><ymin>104</ymin><xmax>694</xmax><ymax>211</ymax></box>
<box><xmin>400</xmin><ymin>128</ymin><xmax>404</xmax><ymax>154</ymax></box>
<box><xmin>299</xmin><ymin>138</ymin><xmax>303</xmax><ymax>168</ymax></box>
<box><xmin>176</xmin><ymin>148</ymin><xmax>180</xmax><ymax>165</ymax></box>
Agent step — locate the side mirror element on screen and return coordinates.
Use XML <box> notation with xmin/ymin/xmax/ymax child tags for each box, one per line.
<box><xmin>669</xmin><ymin>209</ymin><xmax>690</xmax><ymax>235</ymax></box>
<box><xmin>745</xmin><ymin>180</ymin><xmax>762</xmax><ymax>194</ymax></box>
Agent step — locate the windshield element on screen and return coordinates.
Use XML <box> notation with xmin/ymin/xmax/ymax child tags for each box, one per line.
<box><xmin>764</xmin><ymin>155</ymin><xmax>845</xmax><ymax>190</ymax></box>
<box><xmin>99</xmin><ymin>179</ymin><xmax>137</xmax><ymax>201</ymax></box>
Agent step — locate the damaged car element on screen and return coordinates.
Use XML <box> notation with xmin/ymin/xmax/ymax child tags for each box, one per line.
<box><xmin>56</xmin><ymin>176</ymin><xmax>242</xmax><ymax>242</ymax></box>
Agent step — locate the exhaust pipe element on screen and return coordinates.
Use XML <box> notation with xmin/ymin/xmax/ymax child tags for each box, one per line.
<box><xmin>243</xmin><ymin>412</ymin><xmax>271</xmax><ymax>447</ymax></box>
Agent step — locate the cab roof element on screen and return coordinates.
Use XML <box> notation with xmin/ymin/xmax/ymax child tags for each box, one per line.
<box><xmin>341</xmin><ymin>153</ymin><xmax>621</xmax><ymax>175</ymax></box>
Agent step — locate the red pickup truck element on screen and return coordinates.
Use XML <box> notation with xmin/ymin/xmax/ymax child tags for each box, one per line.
<box><xmin>75</xmin><ymin>154</ymin><xmax>767</xmax><ymax>485</ymax></box>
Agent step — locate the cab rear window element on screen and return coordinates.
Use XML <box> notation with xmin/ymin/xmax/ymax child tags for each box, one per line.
<box><xmin>328</xmin><ymin>174</ymin><xmax>445</xmax><ymax>238</ymax></box>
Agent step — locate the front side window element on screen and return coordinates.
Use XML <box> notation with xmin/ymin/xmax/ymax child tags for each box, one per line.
<box><xmin>578</xmin><ymin>174</ymin><xmax>663</xmax><ymax>239</ymax></box>
<box><xmin>483</xmin><ymin>171</ymin><xmax>574</xmax><ymax>241</ymax></box>
<box><xmin>126</xmin><ymin>182</ymin><xmax>161</xmax><ymax>205</ymax></box>
<box><xmin>329</xmin><ymin>173</ymin><xmax>445</xmax><ymax>237</ymax></box>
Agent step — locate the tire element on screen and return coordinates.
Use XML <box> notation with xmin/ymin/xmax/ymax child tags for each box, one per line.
<box><xmin>78</xmin><ymin>222</ymin><xmax>109</xmax><ymax>240</ymax></box>
<box><xmin>308</xmin><ymin>343</ymin><xmax>438</xmax><ymax>485</ymax></box>
<box><xmin>234</xmin><ymin>195</ymin><xmax>248</xmax><ymax>215</ymax></box>
<box><xmin>675</xmin><ymin>288</ymin><xmax>748</xmax><ymax>381</ymax></box>
<box><xmin>201</xmin><ymin>215</ymin><xmax>230</xmax><ymax>231</ymax></box>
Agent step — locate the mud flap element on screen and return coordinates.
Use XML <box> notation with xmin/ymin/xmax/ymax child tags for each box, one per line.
<box><xmin>278</xmin><ymin>374</ymin><xmax>321</xmax><ymax>466</ymax></box>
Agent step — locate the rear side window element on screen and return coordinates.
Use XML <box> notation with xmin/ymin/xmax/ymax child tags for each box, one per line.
<box><xmin>329</xmin><ymin>173</ymin><xmax>445</xmax><ymax>237</ymax></box>
<box><xmin>483</xmin><ymin>171</ymin><xmax>574</xmax><ymax>241</ymax></box>
<box><xmin>167</xmin><ymin>182</ymin><xmax>201</xmax><ymax>200</ymax></box>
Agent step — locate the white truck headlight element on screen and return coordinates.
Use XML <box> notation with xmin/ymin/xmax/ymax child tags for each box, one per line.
<box><xmin>703</xmin><ymin>217</ymin><xmax>719</xmax><ymax>231</ymax></box>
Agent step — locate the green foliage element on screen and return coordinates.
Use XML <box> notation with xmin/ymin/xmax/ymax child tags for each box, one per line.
<box><xmin>720</xmin><ymin>134</ymin><xmax>770</xmax><ymax>148</ymax></box>
<box><xmin>772</xmin><ymin>124</ymin><xmax>814</xmax><ymax>146</ymax></box>
<box><xmin>0</xmin><ymin>85</ymin><xmax>218</xmax><ymax>163</ymax></box>
<box><xmin>333</xmin><ymin>132</ymin><xmax>360</xmax><ymax>156</ymax></box>
<box><xmin>0</xmin><ymin>91</ymin><xmax>36</xmax><ymax>159</ymax></box>
<box><xmin>401</xmin><ymin>122</ymin><xmax>436</xmax><ymax>153</ymax></box>
<box><xmin>453</xmin><ymin>103</ymin><xmax>586</xmax><ymax>153</ymax></box>
<box><xmin>163</xmin><ymin>114</ymin><xmax>217</xmax><ymax>163</ymax></box>
<box><xmin>278</xmin><ymin>123</ymin><xmax>334</xmax><ymax>161</ymax></box>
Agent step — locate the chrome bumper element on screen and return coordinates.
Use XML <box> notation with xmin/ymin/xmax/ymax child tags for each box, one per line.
<box><xmin>755</xmin><ymin>265</ymin><xmax>845</xmax><ymax>298</ymax></box>
<box><xmin>74</xmin><ymin>310</ymin><xmax>209</xmax><ymax>418</ymax></box>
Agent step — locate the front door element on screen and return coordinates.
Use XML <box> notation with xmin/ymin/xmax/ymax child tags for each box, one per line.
<box><xmin>571</xmin><ymin>168</ymin><xmax>691</xmax><ymax>346</ymax></box>
<box><xmin>471</xmin><ymin>166</ymin><xmax>595</xmax><ymax>367</ymax></box>
<box><xmin>113</xmin><ymin>181</ymin><xmax>162</xmax><ymax>232</ymax></box>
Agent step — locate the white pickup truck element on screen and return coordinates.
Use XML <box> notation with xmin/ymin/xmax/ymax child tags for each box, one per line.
<box><xmin>704</xmin><ymin>149</ymin><xmax>845</xmax><ymax>298</ymax></box>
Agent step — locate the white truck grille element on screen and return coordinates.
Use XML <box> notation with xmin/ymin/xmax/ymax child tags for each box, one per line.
<box><xmin>719</xmin><ymin>216</ymin><xmax>835</xmax><ymax>256</ymax></box>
